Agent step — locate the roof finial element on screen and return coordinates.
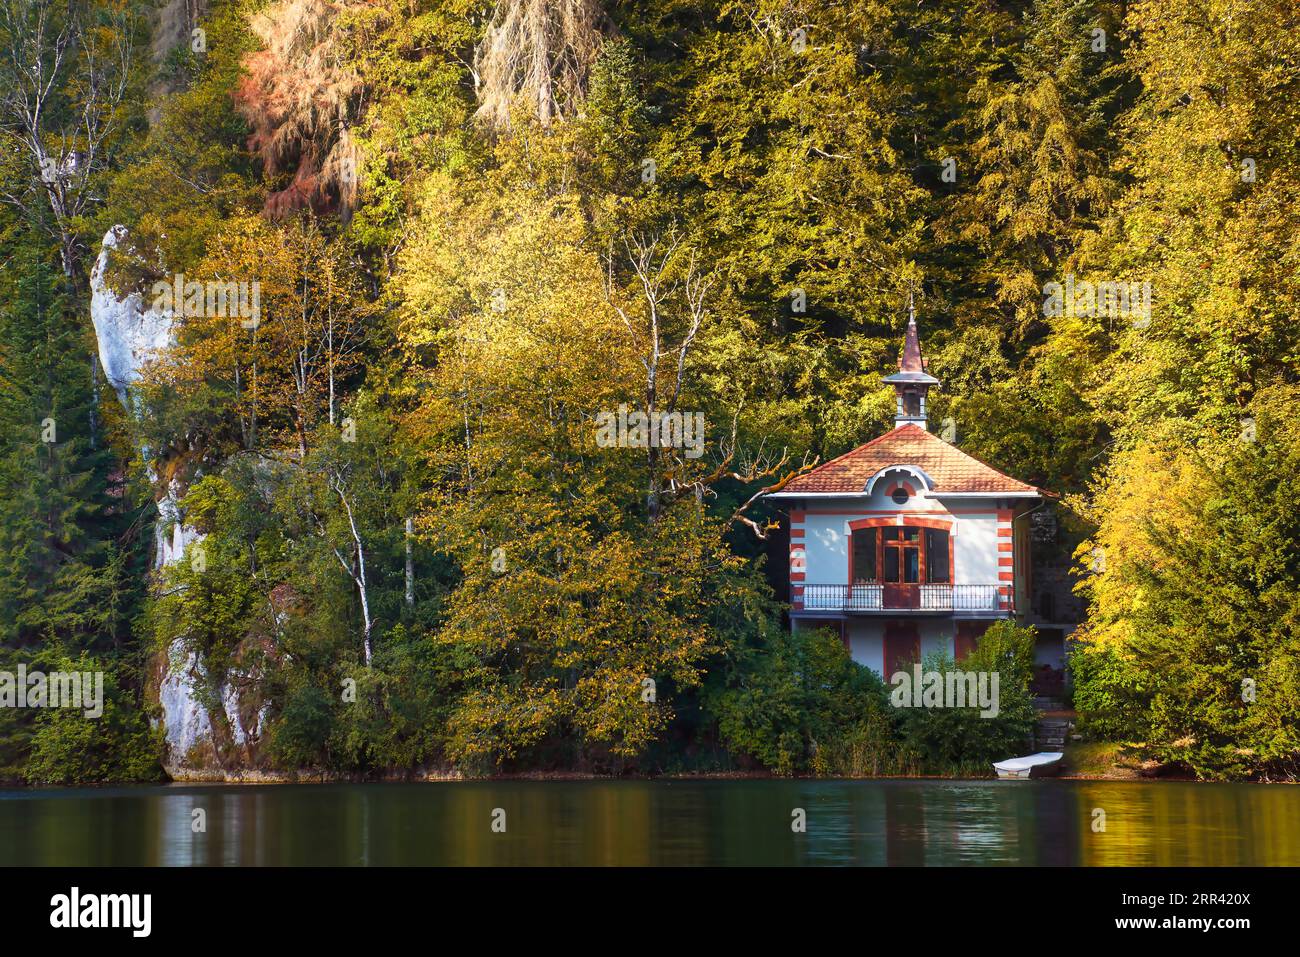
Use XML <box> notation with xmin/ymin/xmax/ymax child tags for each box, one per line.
<box><xmin>908</xmin><ymin>285</ymin><xmax>916</xmax><ymax>327</ymax></box>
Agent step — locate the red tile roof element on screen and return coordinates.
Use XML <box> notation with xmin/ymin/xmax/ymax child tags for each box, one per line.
<box><xmin>781</xmin><ymin>423</ymin><xmax>1044</xmax><ymax>495</ymax></box>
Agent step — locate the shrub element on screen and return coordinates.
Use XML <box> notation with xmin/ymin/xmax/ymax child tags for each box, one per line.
<box><xmin>330</xmin><ymin>625</ymin><xmax>457</xmax><ymax>771</ymax></box>
<box><xmin>892</xmin><ymin>621</ymin><xmax>1038</xmax><ymax>774</ymax></box>
<box><xmin>23</xmin><ymin>655</ymin><xmax>163</xmax><ymax>785</ymax></box>
<box><xmin>708</xmin><ymin>626</ymin><xmax>893</xmax><ymax>775</ymax></box>
<box><xmin>267</xmin><ymin>681</ymin><xmax>336</xmax><ymax>768</ymax></box>
<box><xmin>1068</xmin><ymin>641</ymin><xmax>1151</xmax><ymax>741</ymax></box>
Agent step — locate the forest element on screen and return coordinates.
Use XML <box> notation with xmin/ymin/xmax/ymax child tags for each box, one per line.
<box><xmin>0</xmin><ymin>0</ymin><xmax>1297</xmax><ymax>784</ymax></box>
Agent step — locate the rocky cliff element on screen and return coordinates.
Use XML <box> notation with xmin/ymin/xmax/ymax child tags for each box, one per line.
<box><xmin>91</xmin><ymin>227</ymin><xmax>267</xmax><ymax>777</ymax></box>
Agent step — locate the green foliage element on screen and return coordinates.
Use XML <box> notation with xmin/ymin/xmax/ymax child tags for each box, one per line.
<box><xmin>267</xmin><ymin>680</ymin><xmax>336</xmax><ymax>768</ymax></box>
<box><xmin>331</xmin><ymin>627</ymin><xmax>460</xmax><ymax>770</ymax></box>
<box><xmin>0</xmin><ymin>247</ymin><xmax>131</xmax><ymax>651</ymax></box>
<box><xmin>893</xmin><ymin>622</ymin><xmax>1039</xmax><ymax>775</ymax></box>
<box><xmin>713</xmin><ymin>621</ymin><xmax>1039</xmax><ymax>777</ymax></box>
<box><xmin>709</xmin><ymin>627</ymin><xmax>894</xmax><ymax>776</ymax></box>
<box><xmin>1073</xmin><ymin>387</ymin><xmax>1300</xmax><ymax>780</ymax></box>
<box><xmin>0</xmin><ymin>243</ymin><xmax>154</xmax><ymax>783</ymax></box>
<box><xmin>1068</xmin><ymin>643</ymin><xmax>1150</xmax><ymax>742</ymax></box>
<box><xmin>22</xmin><ymin>654</ymin><xmax>163</xmax><ymax>786</ymax></box>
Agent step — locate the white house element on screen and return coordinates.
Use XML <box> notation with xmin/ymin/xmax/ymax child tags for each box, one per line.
<box><xmin>768</xmin><ymin>312</ymin><xmax>1054</xmax><ymax>678</ymax></box>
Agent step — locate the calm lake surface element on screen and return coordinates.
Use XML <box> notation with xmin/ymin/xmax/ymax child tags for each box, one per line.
<box><xmin>1</xmin><ymin>779</ymin><xmax>1296</xmax><ymax>866</ymax></box>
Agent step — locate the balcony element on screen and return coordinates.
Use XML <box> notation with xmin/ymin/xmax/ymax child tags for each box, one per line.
<box><xmin>795</xmin><ymin>583</ymin><xmax>1010</xmax><ymax>614</ymax></box>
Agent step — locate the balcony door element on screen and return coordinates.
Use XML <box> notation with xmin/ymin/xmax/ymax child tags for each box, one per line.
<box><xmin>882</xmin><ymin>527</ymin><xmax>921</xmax><ymax>608</ymax></box>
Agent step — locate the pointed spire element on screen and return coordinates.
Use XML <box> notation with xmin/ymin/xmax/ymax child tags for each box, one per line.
<box><xmin>882</xmin><ymin>290</ymin><xmax>940</xmax><ymax>430</ymax></box>
<box><xmin>899</xmin><ymin>289</ymin><xmax>924</xmax><ymax>374</ymax></box>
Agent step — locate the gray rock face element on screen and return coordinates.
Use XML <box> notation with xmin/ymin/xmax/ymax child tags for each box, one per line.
<box><xmin>153</xmin><ymin>475</ymin><xmax>203</xmax><ymax>570</ymax></box>
<box><xmin>157</xmin><ymin>639</ymin><xmax>213</xmax><ymax>760</ymax></box>
<box><xmin>89</xmin><ymin>226</ymin><xmax>175</xmax><ymax>407</ymax></box>
<box><xmin>90</xmin><ymin>227</ymin><xmax>198</xmax><ymax>569</ymax></box>
<box><xmin>155</xmin><ymin>639</ymin><xmax>265</xmax><ymax>760</ymax></box>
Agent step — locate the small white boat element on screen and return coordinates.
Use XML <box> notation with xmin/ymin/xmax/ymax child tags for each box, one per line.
<box><xmin>993</xmin><ymin>751</ymin><xmax>1063</xmax><ymax>779</ymax></box>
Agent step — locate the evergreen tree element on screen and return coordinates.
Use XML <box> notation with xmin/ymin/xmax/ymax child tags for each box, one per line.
<box><xmin>0</xmin><ymin>242</ymin><xmax>153</xmax><ymax>781</ymax></box>
<box><xmin>0</xmin><ymin>244</ymin><xmax>128</xmax><ymax>652</ymax></box>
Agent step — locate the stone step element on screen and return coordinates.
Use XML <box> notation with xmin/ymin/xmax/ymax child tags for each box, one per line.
<box><xmin>1034</xmin><ymin>713</ymin><xmax>1071</xmax><ymax>755</ymax></box>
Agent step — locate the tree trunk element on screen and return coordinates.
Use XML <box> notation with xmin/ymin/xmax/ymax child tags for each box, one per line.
<box><xmin>404</xmin><ymin>517</ymin><xmax>415</xmax><ymax>608</ymax></box>
<box><xmin>328</xmin><ymin>312</ymin><xmax>336</xmax><ymax>426</ymax></box>
<box><xmin>334</xmin><ymin>479</ymin><xmax>373</xmax><ymax>667</ymax></box>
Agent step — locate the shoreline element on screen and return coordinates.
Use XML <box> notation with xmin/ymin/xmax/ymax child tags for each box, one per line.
<box><xmin>5</xmin><ymin>769</ymin><xmax>1283</xmax><ymax>788</ymax></box>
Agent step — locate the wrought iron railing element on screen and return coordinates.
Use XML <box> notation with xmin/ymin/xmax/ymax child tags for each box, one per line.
<box><xmin>797</xmin><ymin>583</ymin><xmax>1006</xmax><ymax>612</ymax></box>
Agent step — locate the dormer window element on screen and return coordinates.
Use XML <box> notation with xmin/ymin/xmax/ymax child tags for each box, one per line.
<box><xmin>866</xmin><ymin>465</ymin><xmax>934</xmax><ymax>498</ymax></box>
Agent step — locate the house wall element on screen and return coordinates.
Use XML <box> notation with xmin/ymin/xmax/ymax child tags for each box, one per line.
<box><xmin>790</xmin><ymin>489</ymin><xmax>1009</xmax><ymax>590</ymax></box>
<box><xmin>800</xmin><ymin>510</ymin><xmax>850</xmax><ymax>584</ymax></box>
<box><xmin>953</xmin><ymin>511</ymin><xmax>1000</xmax><ymax>584</ymax></box>
<box><xmin>1013</xmin><ymin>511</ymin><xmax>1032</xmax><ymax>616</ymax></box>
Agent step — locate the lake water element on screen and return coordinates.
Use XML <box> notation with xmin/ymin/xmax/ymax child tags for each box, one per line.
<box><xmin>1</xmin><ymin>778</ymin><xmax>1296</xmax><ymax>866</ymax></box>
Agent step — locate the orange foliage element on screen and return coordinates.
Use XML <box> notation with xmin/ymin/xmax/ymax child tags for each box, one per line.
<box><xmin>235</xmin><ymin>0</ymin><xmax>378</xmax><ymax>218</ymax></box>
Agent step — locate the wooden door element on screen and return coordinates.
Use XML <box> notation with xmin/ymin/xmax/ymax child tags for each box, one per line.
<box><xmin>883</xmin><ymin>621</ymin><xmax>920</xmax><ymax>676</ymax></box>
<box><xmin>954</xmin><ymin>620</ymin><xmax>990</xmax><ymax>661</ymax></box>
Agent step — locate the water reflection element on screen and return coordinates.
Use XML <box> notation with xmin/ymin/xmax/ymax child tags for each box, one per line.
<box><xmin>0</xmin><ymin>779</ymin><xmax>1297</xmax><ymax>866</ymax></box>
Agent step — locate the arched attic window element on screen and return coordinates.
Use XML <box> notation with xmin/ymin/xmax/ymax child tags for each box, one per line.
<box><xmin>864</xmin><ymin>465</ymin><xmax>934</xmax><ymax>499</ymax></box>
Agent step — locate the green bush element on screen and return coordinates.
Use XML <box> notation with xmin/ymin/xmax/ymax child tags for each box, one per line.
<box><xmin>1068</xmin><ymin>642</ymin><xmax>1151</xmax><ymax>742</ymax></box>
<box><xmin>330</xmin><ymin>625</ymin><xmax>458</xmax><ymax>771</ymax></box>
<box><xmin>22</xmin><ymin>655</ymin><xmax>162</xmax><ymax>786</ymax></box>
<box><xmin>712</xmin><ymin>621</ymin><xmax>1041</xmax><ymax>777</ymax></box>
<box><xmin>893</xmin><ymin>621</ymin><xmax>1038</xmax><ymax>774</ymax></box>
<box><xmin>812</xmin><ymin>693</ymin><xmax>903</xmax><ymax>777</ymax></box>
<box><xmin>267</xmin><ymin>681</ymin><xmax>336</xmax><ymax>768</ymax></box>
<box><xmin>708</xmin><ymin>626</ymin><xmax>893</xmax><ymax>775</ymax></box>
